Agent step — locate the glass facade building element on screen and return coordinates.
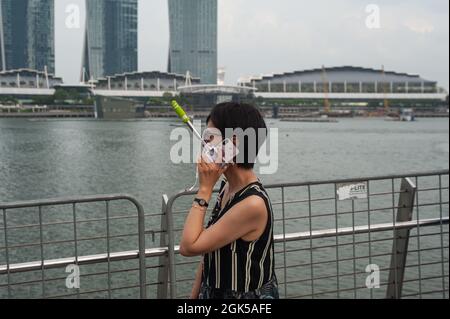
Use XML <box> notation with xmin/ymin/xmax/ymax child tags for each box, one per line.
<box><xmin>83</xmin><ymin>0</ymin><xmax>138</xmax><ymax>80</ymax></box>
<box><xmin>242</xmin><ymin>66</ymin><xmax>440</xmax><ymax>94</ymax></box>
<box><xmin>168</xmin><ymin>0</ymin><xmax>217</xmax><ymax>84</ymax></box>
<box><xmin>0</xmin><ymin>0</ymin><xmax>55</xmax><ymax>73</ymax></box>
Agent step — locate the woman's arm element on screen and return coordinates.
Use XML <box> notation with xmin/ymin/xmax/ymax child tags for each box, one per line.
<box><xmin>179</xmin><ymin>156</ymin><xmax>267</xmax><ymax>257</ymax></box>
<box><xmin>180</xmin><ymin>194</ymin><xmax>266</xmax><ymax>256</ymax></box>
<box><xmin>190</xmin><ymin>260</ymin><xmax>203</xmax><ymax>299</ymax></box>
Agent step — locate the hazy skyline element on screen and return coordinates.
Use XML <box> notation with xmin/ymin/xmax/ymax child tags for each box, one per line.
<box><xmin>55</xmin><ymin>0</ymin><xmax>449</xmax><ymax>90</ymax></box>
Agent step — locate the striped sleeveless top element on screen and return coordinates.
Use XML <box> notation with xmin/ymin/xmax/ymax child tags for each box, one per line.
<box><xmin>202</xmin><ymin>180</ymin><xmax>276</xmax><ymax>293</ymax></box>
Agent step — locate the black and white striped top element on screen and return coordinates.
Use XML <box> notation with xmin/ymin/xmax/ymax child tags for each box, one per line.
<box><xmin>202</xmin><ymin>180</ymin><xmax>276</xmax><ymax>293</ymax></box>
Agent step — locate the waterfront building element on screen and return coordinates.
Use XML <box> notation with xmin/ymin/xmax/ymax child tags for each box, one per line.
<box><xmin>0</xmin><ymin>0</ymin><xmax>55</xmax><ymax>73</ymax></box>
<box><xmin>0</xmin><ymin>68</ymin><xmax>62</xmax><ymax>89</ymax></box>
<box><xmin>240</xmin><ymin>66</ymin><xmax>442</xmax><ymax>95</ymax></box>
<box><xmin>94</xmin><ymin>71</ymin><xmax>200</xmax><ymax>92</ymax></box>
<box><xmin>239</xmin><ymin>66</ymin><xmax>447</xmax><ymax>109</ymax></box>
<box><xmin>83</xmin><ymin>0</ymin><xmax>138</xmax><ymax>80</ymax></box>
<box><xmin>168</xmin><ymin>0</ymin><xmax>218</xmax><ymax>84</ymax></box>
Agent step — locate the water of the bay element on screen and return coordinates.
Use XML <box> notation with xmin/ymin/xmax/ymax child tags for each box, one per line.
<box><xmin>0</xmin><ymin>117</ymin><xmax>448</xmax><ymax>298</ymax></box>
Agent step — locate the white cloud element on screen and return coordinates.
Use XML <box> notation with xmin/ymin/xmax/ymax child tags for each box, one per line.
<box><xmin>403</xmin><ymin>18</ymin><xmax>435</xmax><ymax>34</ymax></box>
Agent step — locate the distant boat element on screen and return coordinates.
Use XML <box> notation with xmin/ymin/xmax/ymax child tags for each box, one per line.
<box><xmin>400</xmin><ymin>108</ymin><xmax>416</xmax><ymax>122</ymax></box>
<box><xmin>281</xmin><ymin>117</ymin><xmax>338</xmax><ymax>123</ymax></box>
<box><xmin>385</xmin><ymin>109</ymin><xmax>416</xmax><ymax>122</ymax></box>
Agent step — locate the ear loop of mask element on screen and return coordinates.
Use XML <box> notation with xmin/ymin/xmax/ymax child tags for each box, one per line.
<box><xmin>186</xmin><ymin>129</ymin><xmax>211</xmax><ymax>192</ymax></box>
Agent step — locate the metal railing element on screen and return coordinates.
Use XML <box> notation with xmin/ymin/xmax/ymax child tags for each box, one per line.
<box><xmin>0</xmin><ymin>170</ymin><xmax>448</xmax><ymax>299</ymax></box>
<box><xmin>0</xmin><ymin>194</ymin><xmax>147</xmax><ymax>299</ymax></box>
<box><xmin>161</xmin><ymin>170</ymin><xmax>449</xmax><ymax>299</ymax></box>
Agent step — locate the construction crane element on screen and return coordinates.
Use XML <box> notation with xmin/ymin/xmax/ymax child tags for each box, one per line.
<box><xmin>321</xmin><ymin>65</ymin><xmax>331</xmax><ymax>114</ymax></box>
<box><xmin>381</xmin><ymin>65</ymin><xmax>390</xmax><ymax>115</ymax></box>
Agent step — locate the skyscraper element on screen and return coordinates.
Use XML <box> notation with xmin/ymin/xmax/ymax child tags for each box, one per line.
<box><xmin>168</xmin><ymin>0</ymin><xmax>217</xmax><ymax>84</ymax></box>
<box><xmin>0</xmin><ymin>0</ymin><xmax>55</xmax><ymax>73</ymax></box>
<box><xmin>83</xmin><ymin>0</ymin><xmax>138</xmax><ymax>80</ymax></box>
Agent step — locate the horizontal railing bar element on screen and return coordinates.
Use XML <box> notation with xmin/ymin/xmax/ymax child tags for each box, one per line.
<box><xmin>0</xmin><ymin>247</ymin><xmax>167</xmax><ymax>274</ymax></box>
<box><xmin>172</xmin><ymin>209</ymin><xmax>214</xmax><ymax>215</ymax></box>
<box><xmin>0</xmin><ymin>233</ymin><xmax>140</xmax><ymax>250</ymax></box>
<box><xmin>5</xmin><ymin>257</ymin><xmax>447</xmax><ymax>291</ymax></box>
<box><xmin>170</xmin><ymin>196</ymin><xmax>448</xmax><ymax>218</ymax></box>
<box><xmin>277</xmin><ymin>252</ymin><xmax>394</xmax><ymax>270</ymax></box>
<box><xmin>0</xmin><ymin>194</ymin><xmax>143</xmax><ymax>210</ymax></box>
<box><xmin>145</xmin><ymin>282</ymin><xmax>164</xmax><ymax>287</ymax></box>
<box><xmin>279</xmin><ymin>260</ymin><xmax>450</xmax><ymax>286</ymax></box>
<box><xmin>402</xmin><ymin>274</ymin><xmax>449</xmax><ymax>284</ymax></box>
<box><xmin>279</xmin><ymin>246</ymin><xmax>449</xmax><ymax>270</ymax></box>
<box><xmin>281</xmin><ymin>272</ymin><xmax>366</xmax><ymax>286</ymax></box>
<box><xmin>174</xmin><ymin>277</ymin><xmax>196</xmax><ymax>283</ymax></box>
<box><xmin>404</xmin><ymin>260</ymin><xmax>449</xmax><ymax>270</ymax></box>
<box><xmin>175</xmin><ymin>260</ymin><xmax>202</xmax><ymax>267</ymax></box>
<box><xmin>417</xmin><ymin>186</ymin><xmax>450</xmax><ymax>192</ymax></box>
<box><xmin>272</xmin><ymin>185</ymin><xmax>447</xmax><ymax>207</ymax></box>
<box><xmin>2</xmin><ymin>214</ymin><xmax>140</xmax><ymax>231</ymax></box>
<box><xmin>271</xmin><ymin>190</ymin><xmax>410</xmax><ymax>207</ymax></box>
<box><xmin>402</xmin><ymin>289</ymin><xmax>449</xmax><ymax>298</ymax></box>
<box><xmin>277</xmin><ymin>251</ymin><xmax>449</xmax><ymax>272</ymax></box>
<box><xmin>165</xmin><ymin>170</ymin><xmax>449</xmax><ymax>203</ymax></box>
<box><xmin>264</xmin><ymin>170</ymin><xmax>450</xmax><ymax>190</ymax></box>
<box><xmin>274</xmin><ymin>231</ymin><xmax>450</xmax><ymax>254</ymax></box>
<box><xmin>289</xmin><ymin>287</ymin><xmax>445</xmax><ymax>300</ymax></box>
<box><xmin>273</xmin><ymin>202</ymin><xmax>449</xmax><ymax>223</ymax></box>
<box><xmin>273</xmin><ymin>204</ymin><xmax>449</xmax><ymax>224</ymax></box>
<box><xmin>45</xmin><ymin>284</ymin><xmax>144</xmax><ymax>299</ymax></box>
<box><xmin>145</xmin><ymin>264</ymin><xmax>165</xmax><ymax>270</ymax></box>
<box><xmin>271</xmin><ymin>196</ymin><xmax>340</xmax><ymax>207</ymax></box>
<box><xmin>2</xmin><ymin>217</ymin><xmax>446</xmax><ymax>275</ymax></box>
<box><xmin>171</xmin><ymin>192</ymin><xmax>390</xmax><ymax>213</ymax></box>
<box><xmin>174</xmin><ymin>258</ymin><xmax>450</xmax><ymax>289</ymax></box>
<box><xmin>144</xmin><ymin>213</ymin><xmax>164</xmax><ymax>218</ymax></box>
<box><xmin>274</xmin><ymin>217</ymin><xmax>449</xmax><ymax>243</ymax></box>
<box><xmin>167</xmin><ymin>213</ymin><xmax>450</xmax><ymax>236</ymax></box>
<box><xmin>0</xmin><ymin>267</ymin><xmax>143</xmax><ymax>288</ymax></box>
<box><xmin>289</xmin><ymin>285</ymin><xmax>381</xmax><ymax>299</ymax></box>
<box><xmin>288</xmin><ymin>277</ymin><xmax>438</xmax><ymax>298</ymax></box>
<box><xmin>147</xmin><ymin>230</ymin><xmax>165</xmax><ymax>235</ymax></box>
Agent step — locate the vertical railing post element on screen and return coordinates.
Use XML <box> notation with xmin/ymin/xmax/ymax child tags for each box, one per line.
<box><xmin>135</xmin><ymin>199</ymin><xmax>147</xmax><ymax>299</ymax></box>
<box><xmin>386</xmin><ymin>178</ymin><xmax>417</xmax><ymax>299</ymax></box>
<box><xmin>157</xmin><ymin>195</ymin><xmax>169</xmax><ymax>299</ymax></box>
<box><xmin>166</xmin><ymin>196</ymin><xmax>177</xmax><ymax>299</ymax></box>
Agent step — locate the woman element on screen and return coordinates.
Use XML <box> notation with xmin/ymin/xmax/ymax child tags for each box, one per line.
<box><xmin>179</xmin><ymin>102</ymin><xmax>279</xmax><ymax>299</ymax></box>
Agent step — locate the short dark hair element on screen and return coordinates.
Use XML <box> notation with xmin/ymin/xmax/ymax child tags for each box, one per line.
<box><xmin>207</xmin><ymin>102</ymin><xmax>267</xmax><ymax>170</ymax></box>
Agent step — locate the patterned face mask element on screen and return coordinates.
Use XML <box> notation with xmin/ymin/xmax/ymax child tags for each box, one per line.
<box><xmin>201</xmin><ymin>128</ymin><xmax>224</xmax><ymax>164</ymax></box>
<box><xmin>202</xmin><ymin>127</ymin><xmax>223</xmax><ymax>145</ymax></box>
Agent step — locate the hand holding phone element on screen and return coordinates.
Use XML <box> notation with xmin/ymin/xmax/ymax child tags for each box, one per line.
<box><xmin>202</xmin><ymin>138</ymin><xmax>239</xmax><ymax>168</ymax></box>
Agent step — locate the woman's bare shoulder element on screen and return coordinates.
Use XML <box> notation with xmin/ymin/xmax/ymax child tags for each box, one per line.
<box><xmin>234</xmin><ymin>195</ymin><xmax>267</xmax><ymax>221</ymax></box>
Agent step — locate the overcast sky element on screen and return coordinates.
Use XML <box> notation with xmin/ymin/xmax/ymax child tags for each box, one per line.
<box><xmin>55</xmin><ymin>0</ymin><xmax>449</xmax><ymax>90</ymax></box>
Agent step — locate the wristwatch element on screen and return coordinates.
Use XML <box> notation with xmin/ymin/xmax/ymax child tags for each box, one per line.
<box><xmin>193</xmin><ymin>198</ymin><xmax>209</xmax><ymax>208</ymax></box>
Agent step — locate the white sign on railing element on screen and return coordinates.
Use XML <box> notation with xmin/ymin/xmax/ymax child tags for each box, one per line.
<box><xmin>337</xmin><ymin>182</ymin><xmax>368</xmax><ymax>201</ymax></box>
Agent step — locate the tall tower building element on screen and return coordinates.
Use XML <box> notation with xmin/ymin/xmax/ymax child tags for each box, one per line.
<box><xmin>83</xmin><ymin>0</ymin><xmax>138</xmax><ymax>80</ymax></box>
<box><xmin>0</xmin><ymin>0</ymin><xmax>55</xmax><ymax>73</ymax></box>
<box><xmin>168</xmin><ymin>0</ymin><xmax>217</xmax><ymax>84</ymax></box>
